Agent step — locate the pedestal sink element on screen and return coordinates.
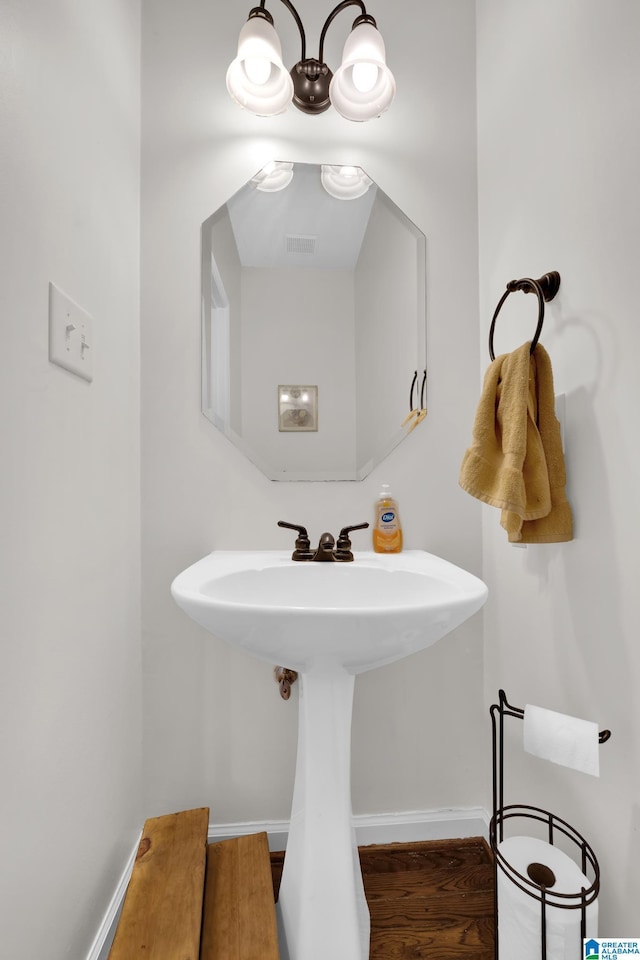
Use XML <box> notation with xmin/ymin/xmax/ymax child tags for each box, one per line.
<box><xmin>171</xmin><ymin>550</ymin><xmax>487</xmax><ymax>960</ymax></box>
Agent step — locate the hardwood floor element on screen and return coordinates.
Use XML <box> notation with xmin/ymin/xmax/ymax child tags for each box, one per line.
<box><xmin>270</xmin><ymin>837</ymin><xmax>495</xmax><ymax>959</ymax></box>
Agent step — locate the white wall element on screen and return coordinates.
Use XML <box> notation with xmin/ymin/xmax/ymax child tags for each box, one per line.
<box><xmin>207</xmin><ymin>204</ymin><xmax>243</xmax><ymax>434</ymax></box>
<box><xmin>355</xmin><ymin>193</ymin><xmax>423</xmax><ymax>473</ymax></box>
<box><xmin>0</xmin><ymin>2</ymin><xmax>142</xmax><ymax>959</ymax></box>
<box><xmin>241</xmin><ymin>267</ymin><xmax>356</xmax><ymax>478</ymax></box>
<box><xmin>476</xmin><ymin>0</ymin><xmax>640</xmax><ymax>932</ymax></box>
<box><xmin>141</xmin><ymin>0</ymin><xmax>483</xmax><ymax>824</ymax></box>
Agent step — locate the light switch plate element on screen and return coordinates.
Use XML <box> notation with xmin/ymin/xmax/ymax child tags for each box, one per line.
<box><xmin>48</xmin><ymin>282</ymin><xmax>93</xmax><ymax>382</ymax></box>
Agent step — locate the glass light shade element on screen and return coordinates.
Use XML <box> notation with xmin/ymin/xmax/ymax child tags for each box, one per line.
<box><xmin>252</xmin><ymin>161</ymin><xmax>294</xmax><ymax>192</ymax></box>
<box><xmin>320</xmin><ymin>164</ymin><xmax>373</xmax><ymax>200</ymax></box>
<box><xmin>329</xmin><ymin>22</ymin><xmax>396</xmax><ymax>122</ymax></box>
<box><xmin>226</xmin><ymin>16</ymin><xmax>294</xmax><ymax>116</ymax></box>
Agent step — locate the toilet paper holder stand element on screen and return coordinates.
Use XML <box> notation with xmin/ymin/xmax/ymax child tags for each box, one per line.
<box><xmin>489</xmin><ymin>689</ymin><xmax>611</xmax><ymax>960</ymax></box>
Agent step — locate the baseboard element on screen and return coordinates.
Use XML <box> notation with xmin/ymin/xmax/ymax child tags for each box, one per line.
<box><xmin>355</xmin><ymin>806</ymin><xmax>490</xmax><ymax>845</ymax></box>
<box><xmin>207</xmin><ymin>806</ymin><xmax>490</xmax><ymax>850</ymax></box>
<box><xmin>86</xmin><ymin>832</ymin><xmax>141</xmax><ymax>960</ymax></box>
<box><xmin>208</xmin><ymin>817</ymin><xmax>292</xmax><ymax>852</ymax></box>
<box><xmin>87</xmin><ymin>807</ymin><xmax>490</xmax><ymax>959</ymax></box>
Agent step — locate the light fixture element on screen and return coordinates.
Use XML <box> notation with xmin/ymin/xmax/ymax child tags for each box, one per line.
<box><xmin>320</xmin><ymin>164</ymin><xmax>373</xmax><ymax>199</ymax></box>
<box><xmin>251</xmin><ymin>160</ymin><xmax>295</xmax><ymax>191</ymax></box>
<box><xmin>226</xmin><ymin>1</ymin><xmax>395</xmax><ymax>121</ymax></box>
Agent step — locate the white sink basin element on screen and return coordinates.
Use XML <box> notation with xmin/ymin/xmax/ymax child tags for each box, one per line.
<box><xmin>171</xmin><ymin>549</ymin><xmax>487</xmax><ymax>674</ymax></box>
<box><xmin>171</xmin><ymin>549</ymin><xmax>487</xmax><ymax>960</ymax></box>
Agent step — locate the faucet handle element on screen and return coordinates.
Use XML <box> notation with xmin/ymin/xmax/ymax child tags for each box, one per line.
<box><xmin>335</xmin><ymin>523</ymin><xmax>370</xmax><ymax>562</ymax></box>
<box><xmin>277</xmin><ymin>521</ymin><xmax>313</xmax><ymax>561</ymax></box>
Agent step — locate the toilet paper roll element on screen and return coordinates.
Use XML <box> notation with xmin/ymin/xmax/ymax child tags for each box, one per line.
<box><xmin>523</xmin><ymin>704</ymin><xmax>600</xmax><ymax>776</ymax></box>
<box><xmin>497</xmin><ymin>835</ymin><xmax>597</xmax><ymax>960</ymax></box>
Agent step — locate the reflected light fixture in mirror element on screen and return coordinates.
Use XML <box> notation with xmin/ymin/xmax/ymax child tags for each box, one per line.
<box><xmin>252</xmin><ymin>161</ymin><xmax>295</xmax><ymax>192</ymax></box>
<box><xmin>321</xmin><ymin>164</ymin><xmax>373</xmax><ymax>200</ymax></box>
<box><xmin>226</xmin><ymin>1</ymin><xmax>395</xmax><ymax>121</ymax></box>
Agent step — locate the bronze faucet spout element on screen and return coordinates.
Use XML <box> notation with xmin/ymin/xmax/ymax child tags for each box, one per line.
<box><xmin>311</xmin><ymin>531</ymin><xmax>336</xmax><ymax>561</ymax></box>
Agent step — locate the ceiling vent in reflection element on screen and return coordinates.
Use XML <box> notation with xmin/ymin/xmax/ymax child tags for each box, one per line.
<box><xmin>286</xmin><ymin>234</ymin><xmax>317</xmax><ymax>255</ymax></box>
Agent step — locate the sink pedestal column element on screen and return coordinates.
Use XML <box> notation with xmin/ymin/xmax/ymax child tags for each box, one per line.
<box><xmin>277</xmin><ymin>668</ymin><xmax>369</xmax><ymax>960</ymax></box>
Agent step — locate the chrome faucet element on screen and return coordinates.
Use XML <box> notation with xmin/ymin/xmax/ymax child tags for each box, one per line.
<box><xmin>278</xmin><ymin>521</ymin><xmax>369</xmax><ymax>562</ymax></box>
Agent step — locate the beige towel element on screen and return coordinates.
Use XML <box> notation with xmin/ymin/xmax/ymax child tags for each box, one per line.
<box><xmin>459</xmin><ymin>341</ymin><xmax>572</xmax><ymax>543</ymax></box>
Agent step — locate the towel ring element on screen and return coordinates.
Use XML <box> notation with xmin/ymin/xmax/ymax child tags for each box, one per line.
<box><xmin>488</xmin><ymin>271</ymin><xmax>561</xmax><ymax>361</ymax></box>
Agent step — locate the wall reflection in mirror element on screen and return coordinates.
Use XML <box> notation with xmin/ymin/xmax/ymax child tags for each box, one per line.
<box><xmin>201</xmin><ymin>161</ymin><xmax>426</xmax><ymax>481</ymax></box>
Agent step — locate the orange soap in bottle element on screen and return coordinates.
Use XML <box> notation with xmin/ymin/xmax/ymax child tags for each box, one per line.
<box><xmin>372</xmin><ymin>484</ymin><xmax>403</xmax><ymax>553</ymax></box>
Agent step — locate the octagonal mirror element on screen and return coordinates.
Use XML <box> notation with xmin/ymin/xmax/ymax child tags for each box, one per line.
<box><xmin>201</xmin><ymin>161</ymin><xmax>426</xmax><ymax>481</ymax></box>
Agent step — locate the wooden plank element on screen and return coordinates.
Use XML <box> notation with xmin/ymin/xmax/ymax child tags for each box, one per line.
<box><xmin>369</xmin><ymin>889</ymin><xmax>495</xmax><ymax>925</ymax></box>
<box><xmin>108</xmin><ymin>807</ymin><xmax>209</xmax><ymax>960</ymax></box>
<box><xmin>200</xmin><ymin>832</ymin><xmax>279</xmax><ymax>960</ymax></box>
<box><xmin>363</xmin><ymin>862</ymin><xmax>494</xmax><ymax>900</ymax></box>
<box><xmin>369</xmin><ymin>919</ymin><xmax>495</xmax><ymax>960</ymax></box>
<box><xmin>369</xmin><ymin>891</ymin><xmax>495</xmax><ymax>959</ymax></box>
<box><xmin>359</xmin><ymin>837</ymin><xmax>492</xmax><ymax>874</ymax></box>
<box><xmin>363</xmin><ymin>839</ymin><xmax>494</xmax><ymax>959</ymax></box>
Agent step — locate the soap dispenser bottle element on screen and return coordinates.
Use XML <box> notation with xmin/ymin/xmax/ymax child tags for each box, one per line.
<box><xmin>372</xmin><ymin>484</ymin><xmax>403</xmax><ymax>553</ymax></box>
